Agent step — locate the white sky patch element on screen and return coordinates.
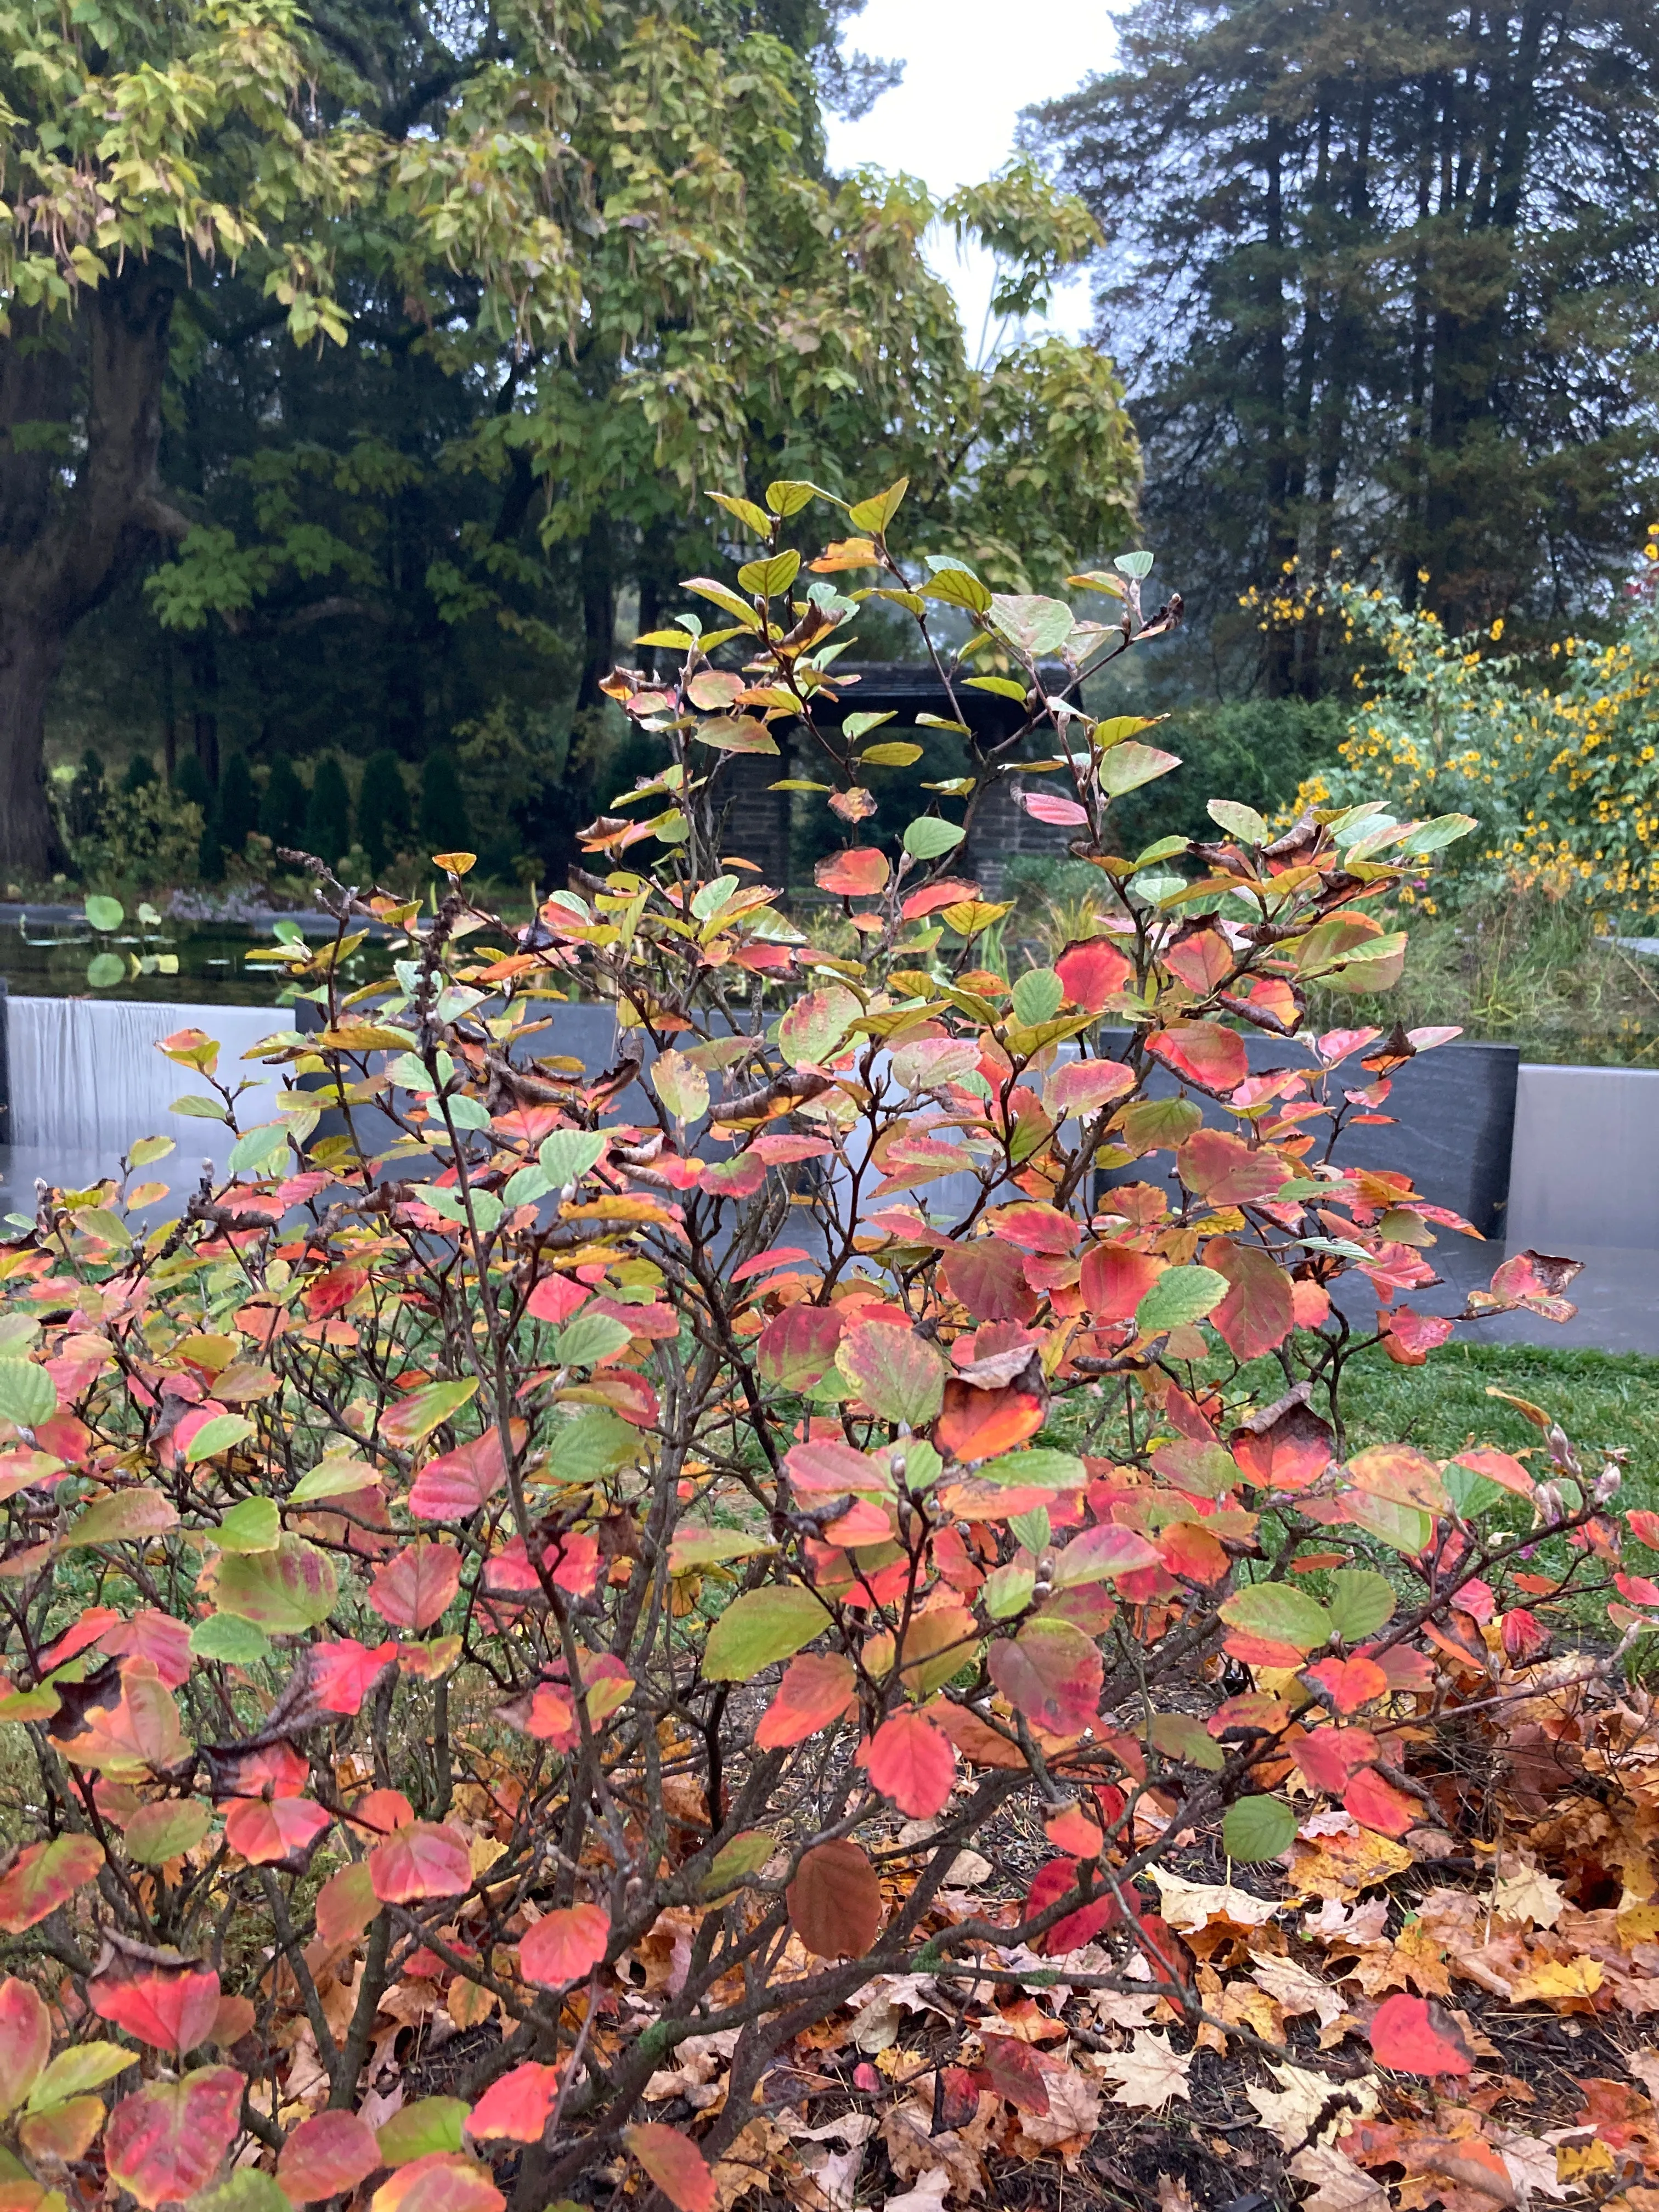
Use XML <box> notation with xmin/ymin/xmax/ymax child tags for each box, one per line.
<box><xmin>823</xmin><ymin>0</ymin><xmax>1118</xmax><ymax>362</ymax></box>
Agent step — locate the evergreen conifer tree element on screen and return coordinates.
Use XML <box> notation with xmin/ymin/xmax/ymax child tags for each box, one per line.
<box><xmin>358</xmin><ymin>749</ymin><xmax>412</xmax><ymax>874</ymax></box>
<box><xmin>259</xmin><ymin>756</ymin><xmax>307</xmax><ymax>850</ymax></box>
<box><xmin>218</xmin><ymin>753</ymin><xmax>258</xmax><ymax>854</ymax></box>
<box><xmin>419</xmin><ymin>749</ymin><xmax>471</xmax><ymax>856</ymax></box>
<box><xmin>304</xmin><ymin>755</ymin><xmax>352</xmax><ymax>868</ymax></box>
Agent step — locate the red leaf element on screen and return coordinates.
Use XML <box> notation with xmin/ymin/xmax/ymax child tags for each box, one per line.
<box><xmin>467</xmin><ymin>2061</ymin><xmax>562</xmax><ymax>2142</ymax></box>
<box><xmin>1043</xmin><ymin>1802</ymin><xmax>1105</xmax><ymax>1857</ymax></box>
<box><xmin>1025</xmin><ymin>1855</ymin><xmax>1118</xmax><ymax>1953</ymax></box>
<box><xmin>369</xmin><ymin>1541</ymin><xmax>462</xmax><ymax>1631</ymax></box>
<box><xmin>984</xmin><ymin>1201</ymin><xmax>1080</xmax><ymax>1254</ymax></box>
<box><xmin>1366</xmin><ymin>1992</ymin><xmax>1472</xmax><ymax>2076</ymax></box>
<box><xmin>1501</xmin><ymin>1608</ymin><xmax>1548</xmax><ymax>1663</ymax></box>
<box><xmin>95</xmin><ymin>1609</ymin><xmax>193</xmax><ymax>1689</ymax></box>
<box><xmin>105</xmin><ymin>2064</ymin><xmax>245</xmax><ymax>2208</ymax></box>
<box><xmin>1079</xmin><ymin>1242</ymin><xmax>1164</xmax><ymax>1323</ymax></box>
<box><xmin>1303</xmin><ymin>1655</ymin><xmax>1389</xmax><ymax>1715</ymax></box>
<box><xmin>787</xmin><ymin>1839</ymin><xmax>882</xmax><ymax>1959</ymax></box>
<box><xmin>0</xmin><ymin>1975</ymin><xmax>49</xmax><ymax>2107</ymax></box>
<box><xmin>1017</xmin><ymin>787</ymin><xmax>1089</xmax><ymax>827</ymax></box>
<box><xmin>865</xmin><ymin>1709</ymin><xmax>956</xmax><ymax>1818</ymax></box>
<box><xmin>755</xmin><ymin>1654</ymin><xmax>857</xmax><ymax>1748</ymax></box>
<box><xmin>409</xmin><ymin>1421</ymin><xmax>526</xmax><ymax>1521</ymax></box>
<box><xmin>309</xmin><ymin>1638</ymin><xmax>398</xmax><ymax>1716</ymax></box>
<box><xmin>1342</xmin><ymin>1765</ymin><xmax>1422</xmax><ymax>1838</ymax></box>
<box><xmin>0</xmin><ymin>1833</ymin><xmax>104</xmax><ymax>1933</ymax></box>
<box><xmin>348</xmin><ymin>1787</ymin><xmax>415</xmax><ymax>1836</ymax></box>
<box><xmin>939</xmin><ymin>1242</ymin><xmax>1036</xmax><ymax>1324</ymax></box>
<box><xmin>1175</xmin><ymin>1127</ymin><xmax>1286</xmax><ymax>1205</ymax></box>
<box><xmin>1208</xmin><ymin>1240</ymin><xmax>1295</xmax><ymax>1361</ymax></box>
<box><xmin>1162</xmin><ymin>926</ymin><xmax>1234</xmax><ymax>994</ymax></box>
<box><xmin>1147</xmin><ymin>1023</ymin><xmax>1249</xmax><ymax>1097</ymax></box>
<box><xmin>519</xmin><ymin>1903</ymin><xmax>610</xmax><ymax>1988</ymax></box>
<box><xmin>372</xmin><ymin>2152</ymin><xmax>505</xmax><ymax>2212</ymax></box>
<box><xmin>756</xmin><ymin>1306</ymin><xmax>844</xmax><ymax>1390</ymax></box>
<box><xmin>625</xmin><ymin>2124</ymin><xmax>717</xmax><ymax>2212</ymax></box>
<box><xmin>525</xmin><ymin>1273</ymin><xmax>590</xmax><ymax>1326</ymax></box>
<box><xmin>986</xmin><ymin>1618</ymin><xmax>1102</xmax><ymax>1736</ymax></box>
<box><xmin>279</xmin><ymin>2109</ymin><xmax>383</xmax><ymax>2202</ymax></box>
<box><xmin>315</xmin><ymin>1860</ymin><xmax>380</xmax><ymax>1947</ymax></box>
<box><xmin>225</xmin><ymin>1794</ymin><xmax>333</xmax><ymax>1869</ymax></box>
<box><xmin>934</xmin><ymin>1378</ymin><xmax>1046</xmax><ymax>1463</ymax></box>
<box><xmin>92</xmin><ymin>1964</ymin><xmax>221</xmax><ymax>2061</ymax></box>
<box><xmin>1379</xmin><ymin>1307</ymin><xmax>1456</xmax><ymax>1365</ymax></box>
<box><xmin>369</xmin><ymin>1822</ymin><xmax>473</xmax><ymax>1903</ymax></box>
<box><xmin>815</xmin><ymin>847</ymin><xmax>889</xmax><ymax>899</ymax></box>
<box><xmin>979</xmin><ymin>2033</ymin><xmax>1051</xmax><ymax>2114</ymax></box>
<box><xmin>1228</xmin><ymin>1397</ymin><xmax>1334</xmax><ymax>1491</ymax></box>
<box><xmin>1055</xmin><ymin>937</ymin><xmax>1132</xmax><ymax>1012</ymax></box>
<box><xmin>900</xmin><ymin>878</ymin><xmax>979</xmax><ymax>921</ymax></box>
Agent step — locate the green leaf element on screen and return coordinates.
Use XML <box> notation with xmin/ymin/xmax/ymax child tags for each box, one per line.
<box><xmin>848</xmin><ymin>477</ymin><xmax>908</xmax><ymax>533</ymax></box>
<box><xmin>379</xmin><ymin>1377</ymin><xmax>479</xmax><ymax>1448</ymax></box>
<box><xmin>124</xmin><ymin>1799</ymin><xmax>213</xmax><ymax>1865</ymax></box>
<box><xmin>836</xmin><ymin>1323</ymin><xmax>946</xmax><ymax>1427</ymax></box>
<box><xmin>86</xmin><ymin>953</ymin><xmax>125</xmax><ymax>989</ymax></box>
<box><xmin>1118</xmin><ymin>1098</ymin><xmax>1203</xmax><ymax>1151</ymax></box>
<box><xmin>765</xmin><ymin>479</ymin><xmax>819</xmax><ymax>517</ymax></box>
<box><xmin>903</xmin><ymin>816</ymin><xmax>966</xmax><ymax>860</ymax></box>
<box><xmin>977</xmin><ymin>1448</ymin><xmax>1085</xmax><ymax>1489</ymax></box>
<box><xmin>84</xmin><ymin>895</ymin><xmax>124</xmax><ymax>932</ymax></box>
<box><xmin>1399</xmin><ymin>812</ymin><xmax>1477</xmax><ymax>856</ymax></box>
<box><xmin>189</xmin><ymin>1614</ymin><xmax>272</xmax><ymax>1665</ymax></box>
<box><xmin>1341</xmin><ymin>1492</ymin><xmax>1435</xmax><ymax>1555</ymax></box>
<box><xmin>1149</xmin><ymin>1712</ymin><xmax>1226</xmax><ymax>1772</ymax></box>
<box><xmin>215</xmin><ymin>1496</ymin><xmax>281</xmax><ymax>1553</ymax></box>
<box><xmin>0</xmin><ymin>1362</ymin><xmax>57</xmax><ymax>1430</ymax></box>
<box><xmin>703</xmin><ymin>1829</ymin><xmax>775</xmax><ymax>1895</ymax></box>
<box><xmin>1010</xmin><ymin>969</ymin><xmax>1064</xmax><ymax>1026</ymax></box>
<box><xmin>1207</xmin><ymin>800</ymin><xmax>1267</xmax><ymax>844</ymax></box>
<box><xmin>1101</xmin><ymin>743</ymin><xmax>1181</xmax><ymax>797</ymax></box>
<box><xmin>703</xmin><ymin>1587</ymin><xmax>832</xmax><ymax>1679</ymax></box>
<box><xmin>860</xmin><ymin>741</ymin><xmax>923</xmax><ymax>768</ymax></box>
<box><xmin>185</xmin><ymin>2173</ymin><xmax>290</xmax><ymax>2212</ymax></box>
<box><xmin>842</xmin><ymin>712</ymin><xmax>895</xmax><ymax>742</ymax></box>
<box><xmin>546</xmin><ymin>1408</ymin><xmax>639</xmax><ymax>1482</ymax></box>
<box><xmin>539</xmin><ymin>1130</ymin><xmax>607</xmax><ymax>1186</ymax></box>
<box><xmin>709</xmin><ymin>492</ymin><xmax>773</xmax><ymax>537</ymax></box>
<box><xmin>1325</xmin><ymin>1568</ymin><xmax>1397</xmax><ymax>1643</ymax></box>
<box><xmin>185</xmin><ymin>1414</ymin><xmax>256</xmax><ymax>1466</ymax></box>
<box><xmin>129</xmin><ymin>1136</ymin><xmax>174</xmax><ymax>1167</ymax></box>
<box><xmin>26</xmin><ymin>2041</ymin><xmax>137</xmax><ymax>2109</ymax></box>
<box><xmin>552</xmin><ymin>1312</ymin><xmax>634</xmax><ymax>1368</ymax></box>
<box><xmin>1218</xmin><ymin>1582</ymin><xmax>1332</xmax><ymax>1654</ymax></box>
<box><xmin>668</xmin><ymin>1527</ymin><xmax>775</xmax><ymax>1575</ymax></box>
<box><xmin>1008</xmin><ymin>1505</ymin><xmax>1050</xmax><ymax>1554</ymax></box>
<box><xmin>1222</xmin><ymin>1795</ymin><xmax>1296</xmax><ymax>1863</ymax></box>
<box><xmin>503</xmin><ymin>1164</ymin><xmax>555</xmax><ymax>1207</ymax></box>
<box><xmin>778</xmin><ymin>984</ymin><xmax>861</xmax><ymax>1069</ymax></box>
<box><xmin>171</xmin><ymin>1094</ymin><xmax>230</xmax><ymax>1122</ymax></box>
<box><xmin>963</xmin><ymin>675</ymin><xmax>1029</xmax><ymax>702</ymax></box>
<box><xmin>736</xmin><ymin>550</ymin><xmax>800</xmax><ymax>600</ymax></box>
<box><xmin>210</xmin><ymin>1536</ymin><xmax>337</xmax><ymax>1633</ymax></box>
<box><xmin>920</xmin><ymin>568</ymin><xmax>992</xmax><ymax>614</ymax></box>
<box><xmin>66</xmin><ymin>1488</ymin><xmax>179</xmax><ymax>1547</ymax></box>
<box><xmin>989</xmin><ymin>593</ymin><xmax>1075</xmax><ymax>657</ymax></box>
<box><xmin>228</xmin><ymin>1123</ymin><xmax>289</xmax><ymax>1179</ymax></box>
<box><xmin>377</xmin><ymin>2098</ymin><xmax>470</xmax><ymax>2166</ymax></box>
<box><xmin>681</xmin><ymin>577</ymin><xmax>762</xmax><ymax>631</ymax></box>
<box><xmin>1114</xmin><ymin>549</ymin><xmax>1155</xmax><ymax>579</ymax></box>
<box><xmin>1135</xmin><ymin>1266</ymin><xmax>1228</xmax><ymax>1335</ymax></box>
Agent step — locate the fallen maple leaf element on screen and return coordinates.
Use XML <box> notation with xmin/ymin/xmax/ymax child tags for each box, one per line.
<box><xmin>1244</xmin><ymin>2062</ymin><xmax>1376</xmax><ymax>2151</ymax></box>
<box><xmin>884</xmin><ymin>2172</ymin><xmax>951</xmax><ymax>2212</ymax></box>
<box><xmin>1288</xmin><ymin>2143</ymin><xmax>1390</xmax><ymax>2211</ymax></box>
<box><xmin>1098</xmin><ymin>2030</ymin><xmax>1193</xmax><ymax>2112</ymax></box>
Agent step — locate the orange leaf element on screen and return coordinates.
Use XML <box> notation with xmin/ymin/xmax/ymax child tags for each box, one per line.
<box><xmin>1366</xmin><ymin>1992</ymin><xmax>1471</xmax><ymax>2076</ymax></box>
<box><xmin>467</xmin><ymin>2062</ymin><xmax>561</xmax><ymax>2142</ymax></box>
<box><xmin>755</xmin><ymin>1655</ymin><xmax>857</xmax><ymax>1749</ymax></box>
<box><xmin>625</xmin><ymin>2124</ymin><xmax>717</xmax><ymax>2212</ymax></box>
<box><xmin>865</xmin><ymin>1709</ymin><xmax>956</xmax><ymax>1819</ymax></box>
<box><xmin>518</xmin><ymin>1903</ymin><xmax>610</xmax><ymax>1988</ymax></box>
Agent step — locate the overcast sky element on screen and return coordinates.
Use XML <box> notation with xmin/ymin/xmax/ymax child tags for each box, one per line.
<box><xmin>822</xmin><ymin>0</ymin><xmax>1117</xmax><ymax>359</ymax></box>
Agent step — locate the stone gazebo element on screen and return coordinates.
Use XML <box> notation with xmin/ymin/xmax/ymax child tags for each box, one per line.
<box><xmin>716</xmin><ymin>663</ymin><xmax>1077</xmax><ymax>898</ymax></box>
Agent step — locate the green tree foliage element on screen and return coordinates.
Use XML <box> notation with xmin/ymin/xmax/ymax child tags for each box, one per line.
<box><xmin>218</xmin><ymin>753</ymin><xmax>259</xmax><ymax>854</ymax></box>
<box><xmin>172</xmin><ymin>754</ymin><xmax>213</xmax><ymax>820</ymax></box>
<box><xmin>2</xmin><ymin>0</ymin><xmax>1137</xmax><ymax>885</ymax></box>
<box><xmin>1027</xmin><ymin>0</ymin><xmax>1659</xmax><ymax>691</ymax></box>
<box><xmin>258</xmin><ymin>756</ymin><xmax>306</xmax><ymax>850</ymax></box>
<box><xmin>303</xmin><ymin>756</ymin><xmax>352</xmax><ymax>870</ymax></box>
<box><xmin>357</xmin><ymin>749</ymin><xmax>411</xmax><ymax>874</ymax></box>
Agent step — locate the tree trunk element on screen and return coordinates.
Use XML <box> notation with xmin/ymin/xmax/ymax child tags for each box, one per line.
<box><xmin>0</xmin><ymin>261</ymin><xmax>181</xmax><ymax>877</ymax></box>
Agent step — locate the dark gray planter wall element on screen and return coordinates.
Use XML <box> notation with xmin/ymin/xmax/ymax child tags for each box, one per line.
<box><xmin>1102</xmin><ymin>1034</ymin><xmax>1519</xmax><ymax>1238</ymax></box>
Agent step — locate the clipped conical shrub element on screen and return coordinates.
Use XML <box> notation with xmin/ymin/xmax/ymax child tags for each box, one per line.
<box><xmin>419</xmin><ymin>748</ymin><xmax>471</xmax><ymax>857</ymax></box>
<box><xmin>358</xmin><ymin>748</ymin><xmax>412</xmax><ymax>875</ymax></box>
<box><xmin>303</xmin><ymin>755</ymin><xmax>352</xmax><ymax>869</ymax></box>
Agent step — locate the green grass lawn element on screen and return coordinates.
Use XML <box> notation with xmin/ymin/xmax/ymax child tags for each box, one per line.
<box><xmin>1338</xmin><ymin>1337</ymin><xmax>1659</xmax><ymax>1509</ymax></box>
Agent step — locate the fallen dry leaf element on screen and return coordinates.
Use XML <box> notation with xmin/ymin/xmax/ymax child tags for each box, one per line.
<box><xmin>1098</xmin><ymin>2030</ymin><xmax>1193</xmax><ymax>2112</ymax></box>
<box><xmin>883</xmin><ymin>2169</ymin><xmax>952</xmax><ymax>2212</ymax></box>
<box><xmin>1244</xmin><ymin>2062</ymin><xmax>1376</xmax><ymax>2151</ymax></box>
<box><xmin>1288</xmin><ymin>2142</ymin><xmax>1390</xmax><ymax>2211</ymax></box>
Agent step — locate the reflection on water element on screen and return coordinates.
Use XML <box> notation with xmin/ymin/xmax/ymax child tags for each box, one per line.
<box><xmin>0</xmin><ymin>911</ymin><xmax>393</xmax><ymax>1007</ymax></box>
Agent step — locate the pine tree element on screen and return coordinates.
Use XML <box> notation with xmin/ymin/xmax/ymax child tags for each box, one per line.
<box><xmin>419</xmin><ymin>749</ymin><xmax>471</xmax><ymax>856</ymax></box>
<box><xmin>173</xmin><ymin>753</ymin><xmax>213</xmax><ymax>816</ymax></box>
<box><xmin>122</xmin><ymin>753</ymin><xmax>156</xmax><ymax>793</ymax></box>
<box><xmin>259</xmin><ymin>756</ymin><xmax>307</xmax><ymax>850</ymax></box>
<box><xmin>219</xmin><ymin>753</ymin><xmax>258</xmax><ymax>854</ymax></box>
<box><xmin>358</xmin><ymin>749</ymin><xmax>413</xmax><ymax>874</ymax></box>
<box><xmin>304</xmin><ymin>755</ymin><xmax>352</xmax><ymax>868</ymax></box>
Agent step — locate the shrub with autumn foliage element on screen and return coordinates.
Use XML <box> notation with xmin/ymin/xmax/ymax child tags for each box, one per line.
<box><xmin>1</xmin><ymin>482</ymin><xmax>1655</xmax><ymax>2212</ymax></box>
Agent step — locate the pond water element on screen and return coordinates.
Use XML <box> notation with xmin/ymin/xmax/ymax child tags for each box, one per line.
<box><xmin>0</xmin><ymin>909</ymin><xmax>396</xmax><ymax>1006</ymax></box>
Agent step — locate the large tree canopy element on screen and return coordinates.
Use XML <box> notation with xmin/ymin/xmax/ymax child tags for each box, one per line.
<box><xmin>0</xmin><ymin>0</ymin><xmax>1137</xmax><ymax>880</ymax></box>
<box><xmin>1026</xmin><ymin>0</ymin><xmax>1659</xmax><ymax>694</ymax></box>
